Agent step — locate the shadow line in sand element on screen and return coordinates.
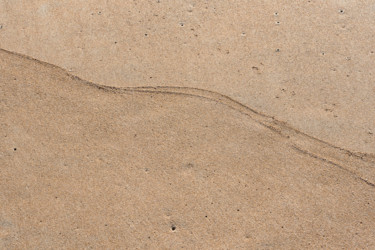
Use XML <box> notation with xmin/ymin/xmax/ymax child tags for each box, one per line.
<box><xmin>1</xmin><ymin>47</ymin><xmax>374</xmax><ymax>187</ymax></box>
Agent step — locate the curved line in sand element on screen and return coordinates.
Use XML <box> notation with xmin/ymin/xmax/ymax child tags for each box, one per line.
<box><xmin>1</xmin><ymin>48</ymin><xmax>374</xmax><ymax>187</ymax></box>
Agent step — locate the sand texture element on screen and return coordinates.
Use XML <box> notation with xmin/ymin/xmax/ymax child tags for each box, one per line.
<box><xmin>1</xmin><ymin>1</ymin><xmax>375</xmax><ymax>249</ymax></box>
<box><xmin>0</xmin><ymin>0</ymin><xmax>374</xmax><ymax>154</ymax></box>
<box><xmin>1</xmin><ymin>48</ymin><xmax>375</xmax><ymax>249</ymax></box>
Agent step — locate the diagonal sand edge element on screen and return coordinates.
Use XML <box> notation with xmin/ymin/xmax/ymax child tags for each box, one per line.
<box><xmin>1</xmin><ymin>47</ymin><xmax>374</xmax><ymax>187</ymax></box>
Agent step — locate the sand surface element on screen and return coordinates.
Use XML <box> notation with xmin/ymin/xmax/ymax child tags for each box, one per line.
<box><xmin>1</xmin><ymin>1</ymin><xmax>375</xmax><ymax>249</ymax></box>
<box><xmin>0</xmin><ymin>0</ymin><xmax>374</xmax><ymax>154</ymax></box>
<box><xmin>1</xmin><ymin>46</ymin><xmax>375</xmax><ymax>249</ymax></box>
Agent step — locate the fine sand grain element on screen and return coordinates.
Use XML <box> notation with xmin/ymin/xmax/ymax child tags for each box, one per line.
<box><xmin>0</xmin><ymin>0</ymin><xmax>374</xmax><ymax>154</ymax></box>
<box><xmin>1</xmin><ymin>48</ymin><xmax>374</xmax><ymax>249</ymax></box>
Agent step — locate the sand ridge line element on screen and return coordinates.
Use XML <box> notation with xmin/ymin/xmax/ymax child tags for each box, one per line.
<box><xmin>96</xmin><ymin>85</ymin><xmax>375</xmax><ymax>164</ymax></box>
<box><xmin>108</xmin><ymin>86</ymin><xmax>375</xmax><ymax>187</ymax></box>
<box><xmin>1</xmin><ymin>47</ymin><xmax>374</xmax><ymax>186</ymax></box>
<box><xmin>291</xmin><ymin>146</ymin><xmax>375</xmax><ymax>188</ymax></box>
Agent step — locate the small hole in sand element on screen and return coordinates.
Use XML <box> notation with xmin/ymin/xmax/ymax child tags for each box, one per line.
<box><xmin>171</xmin><ymin>225</ymin><xmax>176</xmax><ymax>231</ymax></box>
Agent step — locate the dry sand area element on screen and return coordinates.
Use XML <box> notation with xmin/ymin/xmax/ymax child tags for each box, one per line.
<box><xmin>1</xmin><ymin>1</ymin><xmax>375</xmax><ymax>249</ymax></box>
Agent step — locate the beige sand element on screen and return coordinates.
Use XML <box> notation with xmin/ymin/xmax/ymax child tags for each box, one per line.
<box><xmin>1</xmin><ymin>47</ymin><xmax>375</xmax><ymax>249</ymax></box>
<box><xmin>0</xmin><ymin>0</ymin><xmax>374</xmax><ymax>154</ymax></box>
<box><xmin>1</xmin><ymin>1</ymin><xmax>375</xmax><ymax>248</ymax></box>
